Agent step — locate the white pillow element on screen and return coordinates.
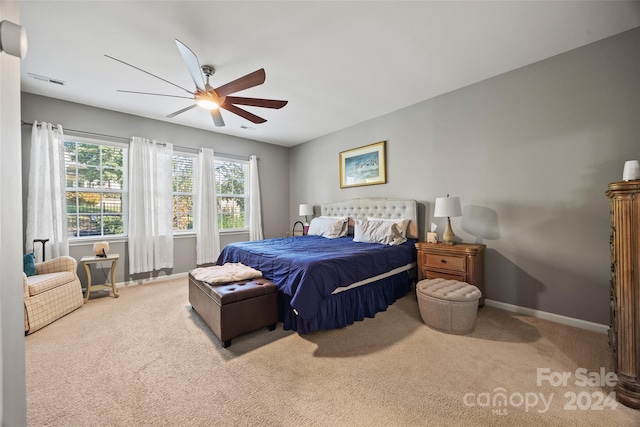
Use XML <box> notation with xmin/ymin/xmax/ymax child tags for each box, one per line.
<box><xmin>317</xmin><ymin>216</ymin><xmax>349</xmax><ymax>237</ymax></box>
<box><xmin>367</xmin><ymin>216</ymin><xmax>410</xmax><ymax>238</ymax></box>
<box><xmin>307</xmin><ymin>217</ymin><xmax>347</xmax><ymax>239</ymax></box>
<box><xmin>353</xmin><ymin>219</ymin><xmax>407</xmax><ymax>246</ymax></box>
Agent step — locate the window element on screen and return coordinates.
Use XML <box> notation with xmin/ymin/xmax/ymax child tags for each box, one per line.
<box><xmin>173</xmin><ymin>154</ymin><xmax>195</xmax><ymax>231</ymax></box>
<box><xmin>65</xmin><ymin>137</ymin><xmax>127</xmax><ymax>238</ymax></box>
<box><xmin>215</xmin><ymin>159</ymin><xmax>249</xmax><ymax>231</ymax></box>
<box><xmin>64</xmin><ymin>139</ymin><xmax>248</xmax><ymax>237</ymax></box>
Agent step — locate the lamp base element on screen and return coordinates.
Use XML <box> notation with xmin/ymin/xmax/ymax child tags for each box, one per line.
<box><xmin>442</xmin><ymin>217</ymin><xmax>457</xmax><ymax>245</ymax></box>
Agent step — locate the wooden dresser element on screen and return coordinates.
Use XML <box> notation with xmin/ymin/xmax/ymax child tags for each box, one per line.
<box><xmin>415</xmin><ymin>242</ymin><xmax>486</xmax><ymax>306</ymax></box>
<box><xmin>607</xmin><ymin>181</ymin><xmax>640</xmax><ymax>409</ymax></box>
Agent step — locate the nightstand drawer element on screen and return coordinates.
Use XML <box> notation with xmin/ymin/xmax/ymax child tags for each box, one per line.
<box><xmin>425</xmin><ymin>270</ymin><xmax>466</xmax><ymax>283</ymax></box>
<box><xmin>425</xmin><ymin>254</ymin><xmax>466</xmax><ymax>272</ymax></box>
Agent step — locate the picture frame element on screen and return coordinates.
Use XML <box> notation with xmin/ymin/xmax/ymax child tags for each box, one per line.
<box><xmin>339</xmin><ymin>141</ymin><xmax>386</xmax><ymax>188</ymax></box>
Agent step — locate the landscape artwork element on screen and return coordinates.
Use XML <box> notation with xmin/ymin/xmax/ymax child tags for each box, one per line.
<box><xmin>339</xmin><ymin>141</ymin><xmax>386</xmax><ymax>188</ymax></box>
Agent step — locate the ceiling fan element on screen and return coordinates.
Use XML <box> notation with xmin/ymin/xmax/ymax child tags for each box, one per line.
<box><xmin>105</xmin><ymin>39</ymin><xmax>288</xmax><ymax>127</ymax></box>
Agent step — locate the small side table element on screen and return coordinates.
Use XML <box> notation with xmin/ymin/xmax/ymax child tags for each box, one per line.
<box><xmin>80</xmin><ymin>253</ymin><xmax>120</xmax><ymax>302</ymax></box>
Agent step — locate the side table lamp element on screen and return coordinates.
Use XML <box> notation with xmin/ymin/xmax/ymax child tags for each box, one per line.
<box><xmin>299</xmin><ymin>203</ymin><xmax>314</xmax><ymax>235</ymax></box>
<box><xmin>434</xmin><ymin>195</ymin><xmax>462</xmax><ymax>245</ymax></box>
<box><xmin>93</xmin><ymin>241</ymin><xmax>110</xmax><ymax>257</ymax></box>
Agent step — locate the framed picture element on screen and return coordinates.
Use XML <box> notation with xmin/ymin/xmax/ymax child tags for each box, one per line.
<box><xmin>339</xmin><ymin>141</ymin><xmax>386</xmax><ymax>188</ymax></box>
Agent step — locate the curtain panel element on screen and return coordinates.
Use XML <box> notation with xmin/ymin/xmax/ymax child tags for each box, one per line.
<box><xmin>249</xmin><ymin>155</ymin><xmax>263</xmax><ymax>241</ymax></box>
<box><xmin>128</xmin><ymin>137</ymin><xmax>174</xmax><ymax>274</ymax></box>
<box><xmin>26</xmin><ymin>121</ymin><xmax>68</xmax><ymax>260</ymax></box>
<box><xmin>194</xmin><ymin>148</ymin><xmax>220</xmax><ymax>265</ymax></box>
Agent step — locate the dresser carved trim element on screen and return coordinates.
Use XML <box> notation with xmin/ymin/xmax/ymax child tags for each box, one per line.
<box><xmin>607</xmin><ymin>181</ymin><xmax>640</xmax><ymax>409</ymax></box>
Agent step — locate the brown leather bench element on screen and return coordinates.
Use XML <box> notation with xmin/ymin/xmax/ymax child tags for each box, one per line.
<box><xmin>188</xmin><ymin>273</ymin><xmax>278</xmax><ymax>348</ymax></box>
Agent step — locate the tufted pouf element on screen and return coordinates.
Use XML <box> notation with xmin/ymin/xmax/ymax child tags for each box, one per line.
<box><xmin>416</xmin><ymin>278</ymin><xmax>481</xmax><ymax>335</ymax></box>
<box><xmin>188</xmin><ymin>273</ymin><xmax>278</xmax><ymax>348</ymax></box>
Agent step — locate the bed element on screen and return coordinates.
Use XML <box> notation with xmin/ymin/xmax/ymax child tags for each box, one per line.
<box><xmin>217</xmin><ymin>198</ymin><xmax>418</xmax><ymax>333</ymax></box>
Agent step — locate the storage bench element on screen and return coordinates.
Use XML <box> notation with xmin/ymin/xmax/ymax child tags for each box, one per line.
<box><xmin>188</xmin><ymin>273</ymin><xmax>278</xmax><ymax>348</ymax></box>
<box><xmin>416</xmin><ymin>278</ymin><xmax>481</xmax><ymax>335</ymax></box>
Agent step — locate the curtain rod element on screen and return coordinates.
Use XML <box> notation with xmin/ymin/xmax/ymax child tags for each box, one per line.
<box><xmin>21</xmin><ymin>120</ymin><xmax>254</xmax><ymax>161</ymax></box>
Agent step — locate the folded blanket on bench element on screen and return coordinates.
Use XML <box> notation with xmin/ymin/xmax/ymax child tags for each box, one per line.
<box><xmin>190</xmin><ymin>262</ymin><xmax>262</xmax><ymax>284</ymax></box>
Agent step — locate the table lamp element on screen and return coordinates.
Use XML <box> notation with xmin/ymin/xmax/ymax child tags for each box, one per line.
<box><xmin>434</xmin><ymin>195</ymin><xmax>462</xmax><ymax>245</ymax></box>
<box><xmin>93</xmin><ymin>241</ymin><xmax>110</xmax><ymax>257</ymax></box>
<box><xmin>299</xmin><ymin>203</ymin><xmax>314</xmax><ymax>235</ymax></box>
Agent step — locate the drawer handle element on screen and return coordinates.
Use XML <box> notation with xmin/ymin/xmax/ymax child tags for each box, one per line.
<box><xmin>440</xmin><ymin>259</ymin><xmax>446</xmax><ymax>264</ymax></box>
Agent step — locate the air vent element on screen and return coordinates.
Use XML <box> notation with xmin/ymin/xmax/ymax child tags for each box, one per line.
<box><xmin>27</xmin><ymin>73</ymin><xmax>66</xmax><ymax>86</ymax></box>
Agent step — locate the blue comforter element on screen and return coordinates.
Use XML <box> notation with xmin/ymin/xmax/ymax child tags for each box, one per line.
<box><xmin>217</xmin><ymin>235</ymin><xmax>416</xmax><ymax>321</ymax></box>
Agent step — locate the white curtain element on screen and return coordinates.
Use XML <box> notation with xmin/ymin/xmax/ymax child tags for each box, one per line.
<box><xmin>26</xmin><ymin>121</ymin><xmax>68</xmax><ymax>261</ymax></box>
<box><xmin>128</xmin><ymin>136</ymin><xmax>174</xmax><ymax>274</ymax></box>
<box><xmin>249</xmin><ymin>155</ymin><xmax>263</xmax><ymax>241</ymax></box>
<box><xmin>194</xmin><ymin>148</ymin><xmax>220</xmax><ymax>264</ymax></box>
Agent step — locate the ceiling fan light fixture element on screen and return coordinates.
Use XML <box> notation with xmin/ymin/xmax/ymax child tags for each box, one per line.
<box><xmin>196</xmin><ymin>96</ymin><xmax>219</xmax><ymax>110</ymax></box>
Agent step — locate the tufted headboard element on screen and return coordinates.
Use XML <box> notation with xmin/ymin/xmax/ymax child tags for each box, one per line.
<box><xmin>320</xmin><ymin>198</ymin><xmax>418</xmax><ymax>239</ymax></box>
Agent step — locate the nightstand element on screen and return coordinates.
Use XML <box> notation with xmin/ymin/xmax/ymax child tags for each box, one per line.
<box><xmin>415</xmin><ymin>242</ymin><xmax>486</xmax><ymax>306</ymax></box>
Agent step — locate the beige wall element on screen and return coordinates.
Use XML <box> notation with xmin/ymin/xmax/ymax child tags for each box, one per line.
<box><xmin>290</xmin><ymin>27</ymin><xmax>640</xmax><ymax>325</ymax></box>
<box><xmin>1</xmin><ymin>1</ymin><xmax>28</xmax><ymax>424</ymax></box>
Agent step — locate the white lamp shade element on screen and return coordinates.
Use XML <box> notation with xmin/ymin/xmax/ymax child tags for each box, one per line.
<box><xmin>299</xmin><ymin>203</ymin><xmax>314</xmax><ymax>216</ymax></box>
<box><xmin>92</xmin><ymin>241</ymin><xmax>110</xmax><ymax>256</ymax></box>
<box><xmin>434</xmin><ymin>196</ymin><xmax>462</xmax><ymax>218</ymax></box>
<box><xmin>622</xmin><ymin>160</ymin><xmax>640</xmax><ymax>181</ymax></box>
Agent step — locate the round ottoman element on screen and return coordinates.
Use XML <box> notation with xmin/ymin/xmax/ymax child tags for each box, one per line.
<box><xmin>416</xmin><ymin>278</ymin><xmax>481</xmax><ymax>335</ymax></box>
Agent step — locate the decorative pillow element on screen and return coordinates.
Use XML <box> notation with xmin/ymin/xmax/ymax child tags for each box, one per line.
<box><xmin>316</xmin><ymin>216</ymin><xmax>349</xmax><ymax>237</ymax></box>
<box><xmin>353</xmin><ymin>219</ymin><xmax>407</xmax><ymax>246</ymax></box>
<box><xmin>367</xmin><ymin>216</ymin><xmax>410</xmax><ymax>238</ymax></box>
<box><xmin>23</xmin><ymin>253</ymin><xmax>37</xmax><ymax>277</ymax></box>
<box><xmin>307</xmin><ymin>217</ymin><xmax>347</xmax><ymax>239</ymax></box>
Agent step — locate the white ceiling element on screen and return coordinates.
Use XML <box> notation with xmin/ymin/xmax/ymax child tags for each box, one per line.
<box><xmin>19</xmin><ymin>1</ymin><xmax>640</xmax><ymax>147</ymax></box>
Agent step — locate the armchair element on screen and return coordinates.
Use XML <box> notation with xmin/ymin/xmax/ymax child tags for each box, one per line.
<box><xmin>23</xmin><ymin>256</ymin><xmax>84</xmax><ymax>334</ymax></box>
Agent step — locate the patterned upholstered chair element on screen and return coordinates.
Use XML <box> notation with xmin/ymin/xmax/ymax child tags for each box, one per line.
<box><xmin>23</xmin><ymin>256</ymin><xmax>84</xmax><ymax>334</ymax></box>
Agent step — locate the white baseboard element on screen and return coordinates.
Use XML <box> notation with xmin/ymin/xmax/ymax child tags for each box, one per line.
<box><xmin>116</xmin><ymin>271</ymin><xmax>189</xmax><ymax>288</ymax></box>
<box><xmin>484</xmin><ymin>299</ymin><xmax>609</xmax><ymax>334</ymax></box>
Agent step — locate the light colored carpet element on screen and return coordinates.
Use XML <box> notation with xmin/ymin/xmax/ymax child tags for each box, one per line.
<box><xmin>26</xmin><ymin>277</ymin><xmax>640</xmax><ymax>426</ymax></box>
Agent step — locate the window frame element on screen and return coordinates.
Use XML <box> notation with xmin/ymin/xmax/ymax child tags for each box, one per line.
<box><xmin>64</xmin><ymin>135</ymin><xmax>128</xmax><ymax>241</ymax></box>
<box><xmin>215</xmin><ymin>156</ymin><xmax>250</xmax><ymax>233</ymax></box>
<box><xmin>65</xmin><ymin>143</ymin><xmax>252</xmax><ymax>241</ymax></box>
<box><xmin>172</xmin><ymin>152</ymin><xmax>197</xmax><ymax>234</ymax></box>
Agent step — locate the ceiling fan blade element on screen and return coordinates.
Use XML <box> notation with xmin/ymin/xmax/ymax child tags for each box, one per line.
<box><xmin>174</xmin><ymin>39</ymin><xmax>206</xmax><ymax>93</ymax></box>
<box><xmin>211</xmin><ymin>109</ymin><xmax>225</xmax><ymax>127</ymax></box>
<box><xmin>215</xmin><ymin>69</ymin><xmax>266</xmax><ymax>97</ymax></box>
<box><xmin>105</xmin><ymin>54</ymin><xmax>193</xmax><ymax>95</ymax></box>
<box><xmin>167</xmin><ymin>104</ymin><xmax>198</xmax><ymax>118</ymax></box>
<box><xmin>117</xmin><ymin>90</ymin><xmax>193</xmax><ymax>100</ymax></box>
<box><xmin>221</xmin><ymin>103</ymin><xmax>267</xmax><ymax>124</ymax></box>
<box><xmin>225</xmin><ymin>96</ymin><xmax>288</xmax><ymax>109</ymax></box>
